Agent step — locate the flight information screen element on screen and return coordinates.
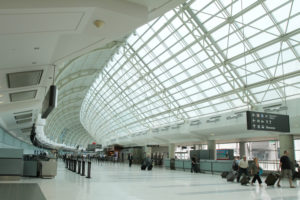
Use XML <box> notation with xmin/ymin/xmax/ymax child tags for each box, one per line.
<box><xmin>246</xmin><ymin>111</ymin><xmax>290</xmax><ymax>132</ymax></box>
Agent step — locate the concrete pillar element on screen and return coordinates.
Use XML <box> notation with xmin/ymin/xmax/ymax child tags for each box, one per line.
<box><xmin>279</xmin><ymin>135</ymin><xmax>295</xmax><ymax>161</ymax></box>
<box><xmin>207</xmin><ymin>140</ymin><xmax>216</xmax><ymax>160</ymax></box>
<box><xmin>168</xmin><ymin>143</ymin><xmax>175</xmax><ymax>159</ymax></box>
<box><xmin>239</xmin><ymin>142</ymin><xmax>246</xmax><ymax>157</ymax></box>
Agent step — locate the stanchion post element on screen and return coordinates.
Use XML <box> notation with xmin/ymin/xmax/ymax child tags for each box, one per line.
<box><xmin>81</xmin><ymin>160</ymin><xmax>85</xmax><ymax>176</ymax></box>
<box><xmin>86</xmin><ymin>161</ymin><xmax>91</xmax><ymax>178</ymax></box>
<box><xmin>78</xmin><ymin>160</ymin><xmax>81</xmax><ymax>174</ymax></box>
<box><xmin>74</xmin><ymin>159</ymin><xmax>77</xmax><ymax>172</ymax></box>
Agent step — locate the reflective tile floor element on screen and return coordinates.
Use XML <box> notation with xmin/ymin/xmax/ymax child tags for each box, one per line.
<box><xmin>2</xmin><ymin>161</ymin><xmax>300</xmax><ymax>200</ymax></box>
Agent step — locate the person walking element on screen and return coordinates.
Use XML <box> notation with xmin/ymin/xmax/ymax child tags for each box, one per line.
<box><xmin>237</xmin><ymin>155</ymin><xmax>249</xmax><ymax>182</ymax></box>
<box><xmin>250</xmin><ymin>157</ymin><xmax>262</xmax><ymax>186</ymax></box>
<box><xmin>191</xmin><ymin>156</ymin><xmax>196</xmax><ymax>173</ymax></box>
<box><xmin>277</xmin><ymin>150</ymin><xmax>296</xmax><ymax>188</ymax></box>
<box><xmin>128</xmin><ymin>153</ymin><xmax>133</xmax><ymax>167</ymax></box>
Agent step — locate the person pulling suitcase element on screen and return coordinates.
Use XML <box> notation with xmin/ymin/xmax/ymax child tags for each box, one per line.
<box><xmin>237</xmin><ymin>155</ymin><xmax>249</xmax><ymax>182</ymax></box>
<box><xmin>277</xmin><ymin>150</ymin><xmax>296</xmax><ymax>188</ymax></box>
<box><xmin>250</xmin><ymin>157</ymin><xmax>262</xmax><ymax>186</ymax></box>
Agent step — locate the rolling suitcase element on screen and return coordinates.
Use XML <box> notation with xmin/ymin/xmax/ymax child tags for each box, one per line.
<box><xmin>240</xmin><ymin>175</ymin><xmax>250</xmax><ymax>185</ymax></box>
<box><xmin>265</xmin><ymin>173</ymin><xmax>279</xmax><ymax>186</ymax></box>
<box><xmin>226</xmin><ymin>172</ymin><xmax>236</xmax><ymax>182</ymax></box>
<box><xmin>141</xmin><ymin>164</ymin><xmax>146</xmax><ymax>170</ymax></box>
<box><xmin>221</xmin><ymin>171</ymin><xmax>229</xmax><ymax>178</ymax></box>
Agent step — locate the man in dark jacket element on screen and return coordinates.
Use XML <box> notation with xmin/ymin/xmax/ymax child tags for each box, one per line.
<box><xmin>277</xmin><ymin>150</ymin><xmax>296</xmax><ymax>188</ymax></box>
<box><xmin>128</xmin><ymin>153</ymin><xmax>133</xmax><ymax>167</ymax></box>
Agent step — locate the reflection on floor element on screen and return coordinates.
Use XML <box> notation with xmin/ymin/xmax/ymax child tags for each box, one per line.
<box><xmin>1</xmin><ymin>161</ymin><xmax>300</xmax><ymax>200</ymax></box>
<box><xmin>0</xmin><ymin>183</ymin><xmax>46</xmax><ymax>200</ymax></box>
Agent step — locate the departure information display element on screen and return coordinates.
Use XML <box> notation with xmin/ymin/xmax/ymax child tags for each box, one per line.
<box><xmin>246</xmin><ymin>111</ymin><xmax>290</xmax><ymax>132</ymax></box>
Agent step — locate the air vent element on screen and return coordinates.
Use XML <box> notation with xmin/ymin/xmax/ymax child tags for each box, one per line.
<box><xmin>16</xmin><ymin>118</ymin><xmax>32</xmax><ymax>124</ymax></box>
<box><xmin>21</xmin><ymin>127</ymin><xmax>32</xmax><ymax>133</ymax></box>
<box><xmin>7</xmin><ymin>70</ymin><xmax>43</xmax><ymax>88</ymax></box>
<box><xmin>14</xmin><ymin>113</ymin><xmax>32</xmax><ymax>120</ymax></box>
<box><xmin>14</xmin><ymin>110</ymin><xmax>32</xmax><ymax>115</ymax></box>
<box><xmin>10</xmin><ymin>90</ymin><xmax>37</xmax><ymax>102</ymax></box>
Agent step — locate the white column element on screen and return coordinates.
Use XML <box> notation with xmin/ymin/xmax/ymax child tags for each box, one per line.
<box><xmin>207</xmin><ymin>140</ymin><xmax>216</xmax><ymax>160</ymax></box>
<box><xmin>144</xmin><ymin>146</ymin><xmax>152</xmax><ymax>157</ymax></box>
<box><xmin>279</xmin><ymin>135</ymin><xmax>295</xmax><ymax>161</ymax></box>
<box><xmin>239</xmin><ymin>141</ymin><xmax>246</xmax><ymax>157</ymax></box>
<box><xmin>168</xmin><ymin>143</ymin><xmax>175</xmax><ymax>159</ymax></box>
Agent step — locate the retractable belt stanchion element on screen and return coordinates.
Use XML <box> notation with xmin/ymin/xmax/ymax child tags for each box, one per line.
<box><xmin>86</xmin><ymin>160</ymin><xmax>91</xmax><ymax>178</ymax></box>
<box><xmin>68</xmin><ymin>159</ymin><xmax>71</xmax><ymax>170</ymax></box>
<box><xmin>81</xmin><ymin>160</ymin><xmax>85</xmax><ymax>176</ymax></box>
<box><xmin>78</xmin><ymin>160</ymin><xmax>81</xmax><ymax>174</ymax></box>
<box><xmin>65</xmin><ymin>158</ymin><xmax>68</xmax><ymax>168</ymax></box>
<box><xmin>74</xmin><ymin>159</ymin><xmax>77</xmax><ymax>173</ymax></box>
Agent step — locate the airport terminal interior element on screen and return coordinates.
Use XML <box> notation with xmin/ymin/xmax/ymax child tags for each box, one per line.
<box><xmin>0</xmin><ymin>0</ymin><xmax>300</xmax><ymax>199</ymax></box>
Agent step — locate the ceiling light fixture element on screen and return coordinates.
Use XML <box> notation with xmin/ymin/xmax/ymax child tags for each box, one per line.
<box><xmin>94</xmin><ymin>20</ymin><xmax>105</xmax><ymax>28</ymax></box>
<box><xmin>0</xmin><ymin>94</ymin><xmax>3</xmax><ymax>98</ymax></box>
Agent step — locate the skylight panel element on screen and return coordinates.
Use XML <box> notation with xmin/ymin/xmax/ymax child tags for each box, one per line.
<box><xmin>286</xmin><ymin>16</ymin><xmax>300</xmax><ymax>33</ymax></box>
<box><xmin>196</xmin><ymin>12</ymin><xmax>212</xmax><ymax>23</ymax></box>
<box><xmin>211</xmin><ymin>24</ymin><xmax>230</xmax><ymax>41</ymax></box>
<box><xmin>227</xmin><ymin>43</ymin><xmax>248</xmax><ymax>58</ymax></box>
<box><xmin>249</xmin><ymin>15</ymin><xmax>276</xmax><ymax>32</ymax></box>
<box><xmin>204</xmin><ymin>15</ymin><xmax>226</xmax><ymax>31</ymax></box>
<box><xmin>248</xmin><ymin>32</ymin><xmax>277</xmax><ymax>48</ymax></box>
<box><xmin>283</xmin><ymin>60</ymin><xmax>300</xmax><ymax>74</ymax></box>
<box><xmin>256</xmin><ymin>42</ymin><xmax>281</xmax><ymax>58</ymax></box>
<box><xmin>264</xmin><ymin>0</ymin><xmax>287</xmax><ymax>11</ymax></box>
<box><xmin>215</xmin><ymin>102</ymin><xmax>230</xmax><ymax>111</ymax></box>
<box><xmin>286</xmin><ymin>86</ymin><xmax>300</xmax><ymax>97</ymax></box>
<box><xmin>271</xmin><ymin>2</ymin><xmax>293</xmax><ymax>24</ymax></box>
<box><xmin>204</xmin><ymin>88</ymin><xmax>219</xmax><ymax>97</ymax></box>
<box><xmin>200</xmin><ymin>106</ymin><xmax>215</xmax><ymax>115</ymax></box>
<box><xmin>243</xmin><ymin>5</ymin><xmax>266</xmax><ymax>24</ymax></box>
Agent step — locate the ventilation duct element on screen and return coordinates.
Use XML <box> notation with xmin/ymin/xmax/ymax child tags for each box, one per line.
<box><xmin>14</xmin><ymin>113</ymin><xmax>32</xmax><ymax>120</ymax></box>
<box><xmin>9</xmin><ymin>90</ymin><xmax>37</xmax><ymax>102</ymax></box>
<box><xmin>7</xmin><ymin>70</ymin><xmax>43</xmax><ymax>88</ymax></box>
<box><xmin>16</xmin><ymin>118</ymin><xmax>32</xmax><ymax>124</ymax></box>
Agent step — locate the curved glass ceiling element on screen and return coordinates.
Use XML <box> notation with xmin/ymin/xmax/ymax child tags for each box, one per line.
<box><xmin>80</xmin><ymin>0</ymin><xmax>300</xmax><ymax>141</ymax></box>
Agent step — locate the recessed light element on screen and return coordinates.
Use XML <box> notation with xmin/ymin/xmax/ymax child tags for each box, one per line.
<box><xmin>94</xmin><ymin>20</ymin><xmax>104</xmax><ymax>28</ymax></box>
<box><xmin>0</xmin><ymin>101</ymin><xmax>3</xmax><ymax>104</ymax></box>
<box><xmin>0</xmin><ymin>94</ymin><xmax>3</xmax><ymax>98</ymax></box>
<box><xmin>210</xmin><ymin>133</ymin><xmax>215</xmax><ymax>136</ymax></box>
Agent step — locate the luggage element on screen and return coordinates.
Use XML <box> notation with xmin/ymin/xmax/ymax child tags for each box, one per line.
<box><xmin>221</xmin><ymin>171</ymin><xmax>229</xmax><ymax>178</ymax></box>
<box><xmin>194</xmin><ymin>164</ymin><xmax>200</xmax><ymax>173</ymax></box>
<box><xmin>141</xmin><ymin>165</ymin><xmax>146</xmax><ymax>170</ymax></box>
<box><xmin>265</xmin><ymin>173</ymin><xmax>279</xmax><ymax>186</ymax></box>
<box><xmin>147</xmin><ymin>165</ymin><xmax>153</xmax><ymax>171</ymax></box>
<box><xmin>240</xmin><ymin>175</ymin><xmax>250</xmax><ymax>185</ymax></box>
<box><xmin>226</xmin><ymin>172</ymin><xmax>236</xmax><ymax>182</ymax></box>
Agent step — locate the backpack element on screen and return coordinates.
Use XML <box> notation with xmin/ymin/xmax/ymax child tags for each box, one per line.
<box><xmin>232</xmin><ymin>161</ymin><xmax>238</xmax><ymax>171</ymax></box>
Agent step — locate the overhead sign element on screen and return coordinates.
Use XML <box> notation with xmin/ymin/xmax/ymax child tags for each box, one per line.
<box><xmin>146</xmin><ymin>144</ymin><xmax>159</xmax><ymax>147</ymax></box>
<box><xmin>246</xmin><ymin>111</ymin><xmax>290</xmax><ymax>132</ymax></box>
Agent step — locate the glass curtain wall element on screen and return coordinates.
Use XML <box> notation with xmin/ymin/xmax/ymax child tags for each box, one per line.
<box><xmin>80</xmin><ymin>0</ymin><xmax>300</xmax><ymax>142</ymax></box>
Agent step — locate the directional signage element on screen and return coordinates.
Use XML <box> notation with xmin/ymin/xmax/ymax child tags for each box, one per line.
<box><xmin>246</xmin><ymin>111</ymin><xmax>290</xmax><ymax>132</ymax></box>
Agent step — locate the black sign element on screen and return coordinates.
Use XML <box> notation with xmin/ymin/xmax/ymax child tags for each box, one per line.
<box><xmin>146</xmin><ymin>145</ymin><xmax>160</xmax><ymax>147</ymax></box>
<box><xmin>246</xmin><ymin>111</ymin><xmax>290</xmax><ymax>132</ymax></box>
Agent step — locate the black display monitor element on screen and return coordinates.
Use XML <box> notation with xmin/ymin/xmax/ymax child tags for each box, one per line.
<box><xmin>41</xmin><ymin>85</ymin><xmax>57</xmax><ymax>119</ymax></box>
<box><xmin>246</xmin><ymin>111</ymin><xmax>290</xmax><ymax>132</ymax></box>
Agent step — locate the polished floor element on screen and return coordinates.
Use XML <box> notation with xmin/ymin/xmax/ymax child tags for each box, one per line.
<box><xmin>2</xmin><ymin>161</ymin><xmax>300</xmax><ymax>200</ymax></box>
